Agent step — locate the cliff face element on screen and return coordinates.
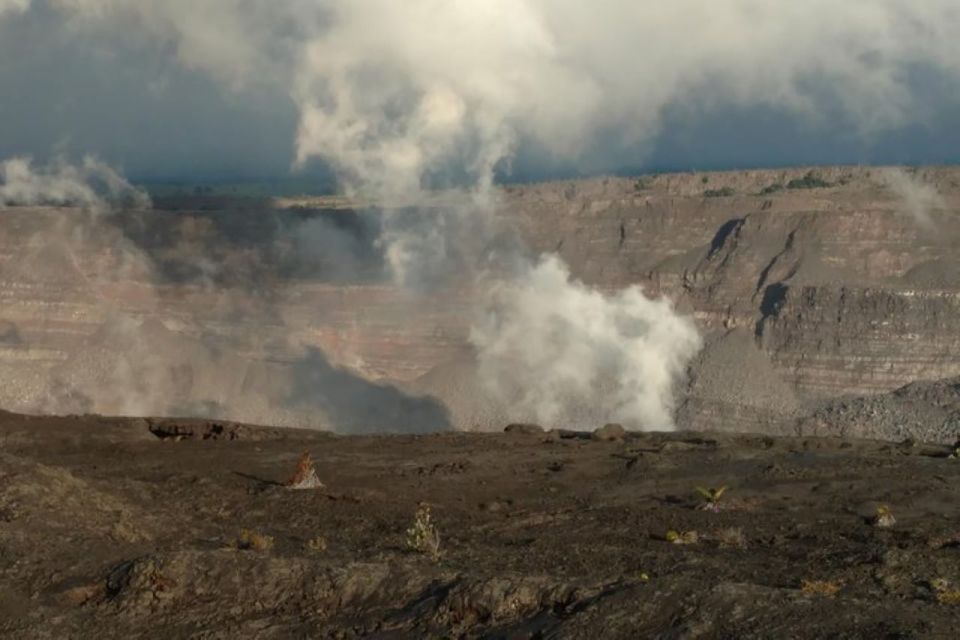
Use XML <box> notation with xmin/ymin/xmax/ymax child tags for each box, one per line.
<box><xmin>0</xmin><ymin>166</ymin><xmax>958</xmax><ymax>434</ymax></box>
<box><xmin>758</xmin><ymin>286</ymin><xmax>960</xmax><ymax>396</ymax></box>
<box><xmin>502</xmin><ymin>167</ymin><xmax>960</xmax><ymax>433</ymax></box>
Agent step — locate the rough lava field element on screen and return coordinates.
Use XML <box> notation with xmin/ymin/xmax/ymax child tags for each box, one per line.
<box><xmin>1</xmin><ymin>413</ymin><xmax>959</xmax><ymax>638</ymax></box>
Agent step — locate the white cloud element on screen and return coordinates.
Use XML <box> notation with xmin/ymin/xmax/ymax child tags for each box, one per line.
<box><xmin>35</xmin><ymin>1</ymin><xmax>960</xmax><ymax>191</ymax></box>
<box><xmin>0</xmin><ymin>0</ymin><xmax>29</xmax><ymax>17</ymax></box>
<box><xmin>471</xmin><ymin>255</ymin><xmax>702</xmax><ymax>430</ymax></box>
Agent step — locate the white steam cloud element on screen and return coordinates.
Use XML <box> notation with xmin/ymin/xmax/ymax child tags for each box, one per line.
<box><xmin>0</xmin><ymin>156</ymin><xmax>149</xmax><ymax>211</ymax></box>
<box><xmin>472</xmin><ymin>256</ymin><xmax>702</xmax><ymax>429</ymax></box>
<box><xmin>13</xmin><ymin>1</ymin><xmax>960</xmax><ymax>429</ymax></box>
<box><xmin>0</xmin><ymin>157</ymin><xmax>453</xmax><ymax>433</ymax></box>
<box><xmin>0</xmin><ymin>0</ymin><xmax>29</xmax><ymax>17</ymax></box>
<box><xmin>879</xmin><ymin>168</ymin><xmax>946</xmax><ymax>231</ymax></box>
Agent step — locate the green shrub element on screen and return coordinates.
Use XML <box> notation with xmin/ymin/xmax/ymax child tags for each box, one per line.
<box><xmin>786</xmin><ymin>172</ymin><xmax>831</xmax><ymax>190</ymax></box>
<box><xmin>760</xmin><ymin>183</ymin><xmax>784</xmax><ymax>195</ymax></box>
<box><xmin>704</xmin><ymin>187</ymin><xmax>736</xmax><ymax>198</ymax></box>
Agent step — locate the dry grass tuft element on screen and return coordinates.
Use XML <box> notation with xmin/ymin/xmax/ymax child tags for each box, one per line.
<box><xmin>801</xmin><ymin>580</ymin><xmax>842</xmax><ymax>597</ymax></box>
<box><xmin>306</xmin><ymin>536</ymin><xmax>328</xmax><ymax>553</ymax></box>
<box><xmin>695</xmin><ymin>485</ymin><xmax>729</xmax><ymax>512</ymax></box>
<box><xmin>286</xmin><ymin>451</ymin><xmax>325</xmax><ymax>490</ymax></box>
<box><xmin>405</xmin><ymin>504</ymin><xmax>441</xmax><ymax>560</ymax></box>
<box><xmin>931</xmin><ymin>578</ymin><xmax>960</xmax><ymax>605</ymax></box>
<box><xmin>234</xmin><ymin>529</ymin><xmax>274</xmax><ymax>552</ymax></box>
<box><xmin>873</xmin><ymin>504</ymin><xmax>896</xmax><ymax>528</ymax></box>
<box><xmin>714</xmin><ymin>527</ymin><xmax>747</xmax><ymax>549</ymax></box>
<box><xmin>666</xmin><ymin>530</ymin><xmax>700</xmax><ymax>545</ymax></box>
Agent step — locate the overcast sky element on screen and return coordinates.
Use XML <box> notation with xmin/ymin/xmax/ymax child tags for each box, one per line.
<box><xmin>2</xmin><ymin>1</ymin><xmax>960</xmax><ymax>185</ymax></box>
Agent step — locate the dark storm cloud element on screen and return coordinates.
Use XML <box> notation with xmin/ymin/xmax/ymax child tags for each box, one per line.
<box><xmin>0</xmin><ymin>3</ymin><xmax>299</xmax><ymax>181</ymax></box>
<box><xmin>2</xmin><ymin>2</ymin><xmax>960</xmax><ymax>183</ymax></box>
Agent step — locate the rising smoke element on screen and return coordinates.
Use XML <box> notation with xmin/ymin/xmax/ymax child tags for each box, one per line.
<box><xmin>0</xmin><ymin>156</ymin><xmax>450</xmax><ymax>432</ymax></box>
<box><xmin>0</xmin><ymin>0</ymin><xmax>28</xmax><ymax>17</ymax></box>
<box><xmin>0</xmin><ymin>156</ymin><xmax>148</xmax><ymax>210</ymax></box>
<box><xmin>5</xmin><ymin>2</ymin><xmax>960</xmax><ymax>429</ymax></box>
<box><xmin>879</xmin><ymin>168</ymin><xmax>947</xmax><ymax>231</ymax></box>
<box><xmin>471</xmin><ymin>256</ymin><xmax>702</xmax><ymax>430</ymax></box>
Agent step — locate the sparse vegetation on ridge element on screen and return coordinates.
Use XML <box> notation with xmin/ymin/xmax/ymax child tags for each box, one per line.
<box><xmin>786</xmin><ymin>171</ymin><xmax>832</xmax><ymax>190</ymax></box>
<box><xmin>704</xmin><ymin>187</ymin><xmax>736</xmax><ymax>198</ymax></box>
<box><xmin>760</xmin><ymin>182</ymin><xmax>784</xmax><ymax>194</ymax></box>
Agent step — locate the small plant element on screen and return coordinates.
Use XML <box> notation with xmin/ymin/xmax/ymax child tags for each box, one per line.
<box><xmin>931</xmin><ymin>578</ymin><xmax>960</xmax><ymax>605</ymax></box>
<box><xmin>234</xmin><ymin>529</ymin><xmax>274</xmax><ymax>552</ymax></box>
<box><xmin>714</xmin><ymin>527</ymin><xmax>747</xmax><ymax>549</ymax></box>
<box><xmin>786</xmin><ymin>171</ymin><xmax>832</xmax><ymax>190</ymax></box>
<box><xmin>948</xmin><ymin>442</ymin><xmax>960</xmax><ymax>459</ymax></box>
<box><xmin>286</xmin><ymin>451</ymin><xmax>325</xmax><ymax>490</ymax></box>
<box><xmin>695</xmin><ymin>485</ymin><xmax>729</xmax><ymax>512</ymax></box>
<box><xmin>306</xmin><ymin>536</ymin><xmax>328</xmax><ymax>553</ymax></box>
<box><xmin>801</xmin><ymin>580</ymin><xmax>841</xmax><ymax>597</ymax></box>
<box><xmin>760</xmin><ymin>183</ymin><xmax>784</xmax><ymax>195</ymax></box>
<box><xmin>704</xmin><ymin>187</ymin><xmax>736</xmax><ymax>198</ymax></box>
<box><xmin>634</xmin><ymin>177</ymin><xmax>653</xmax><ymax>191</ymax></box>
<box><xmin>874</xmin><ymin>504</ymin><xmax>896</xmax><ymax>528</ymax></box>
<box><xmin>666</xmin><ymin>530</ymin><xmax>699</xmax><ymax>545</ymax></box>
<box><xmin>405</xmin><ymin>504</ymin><xmax>441</xmax><ymax>560</ymax></box>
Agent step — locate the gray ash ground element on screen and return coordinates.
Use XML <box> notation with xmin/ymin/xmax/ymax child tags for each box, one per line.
<box><xmin>1</xmin><ymin>412</ymin><xmax>959</xmax><ymax>638</ymax></box>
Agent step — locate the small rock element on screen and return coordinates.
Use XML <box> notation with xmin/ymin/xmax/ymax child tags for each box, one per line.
<box><xmin>480</xmin><ymin>499</ymin><xmax>512</xmax><ymax>512</ymax></box>
<box><xmin>592</xmin><ymin>423</ymin><xmax>626</xmax><ymax>442</ymax></box>
<box><xmin>60</xmin><ymin>583</ymin><xmax>104</xmax><ymax>607</ymax></box>
<box><xmin>504</xmin><ymin>423</ymin><xmax>545</xmax><ymax>435</ymax></box>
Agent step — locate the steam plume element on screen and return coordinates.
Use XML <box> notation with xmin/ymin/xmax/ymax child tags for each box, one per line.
<box><xmin>471</xmin><ymin>256</ymin><xmax>702</xmax><ymax>429</ymax></box>
<box><xmin>0</xmin><ymin>156</ymin><xmax>149</xmax><ymax>211</ymax></box>
<box><xmin>0</xmin><ymin>156</ymin><xmax>450</xmax><ymax>432</ymax></box>
<box><xmin>879</xmin><ymin>168</ymin><xmax>946</xmax><ymax>231</ymax></box>
<box><xmin>0</xmin><ymin>0</ymin><xmax>29</xmax><ymax>17</ymax></box>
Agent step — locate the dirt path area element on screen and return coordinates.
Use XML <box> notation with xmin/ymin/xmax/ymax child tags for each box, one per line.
<box><xmin>1</xmin><ymin>413</ymin><xmax>959</xmax><ymax>638</ymax></box>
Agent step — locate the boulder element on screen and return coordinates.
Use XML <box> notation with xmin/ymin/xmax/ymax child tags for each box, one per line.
<box><xmin>591</xmin><ymin>423</ymin><xmax>626</xmax><ymax>442</ymax></box>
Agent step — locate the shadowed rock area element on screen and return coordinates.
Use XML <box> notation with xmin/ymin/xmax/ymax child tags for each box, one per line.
<box><xmin>1</xmin><ymin>412</ymin><xmax>959</xmax><ymax>638</ymax></box>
